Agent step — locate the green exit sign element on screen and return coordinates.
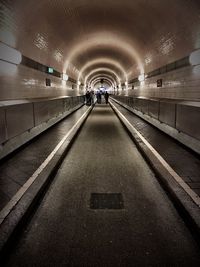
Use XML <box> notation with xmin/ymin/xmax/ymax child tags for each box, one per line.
<box><xmin>47</xmin><ymin>67</ymin><xmax>54</xmax><ymax>73</ymax></box>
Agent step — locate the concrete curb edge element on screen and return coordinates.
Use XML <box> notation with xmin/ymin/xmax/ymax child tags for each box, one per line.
<box><xmin>110</xmin><ymin>100</ymin><xmax>200</xmax><ymax>244</ymax></box>
<box><xmin>0</xmin><ymin>104</ymin><xmax>93</xmax><ymax>258</ymax></box>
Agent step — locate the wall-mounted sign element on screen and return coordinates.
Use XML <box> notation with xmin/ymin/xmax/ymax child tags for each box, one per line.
<box><xmin>0</xmin><ymin>42</ymin><xmax>22</xmax><ymax>65</ymax></box>
<box><xmin>46</xmin><ymin>78</ymin><xmax>51</xmax><ymax>86</ymax></box>
<box><xmin>157</xmin><ymin>78</ymin><xmax>162</xmax><ymax>87</ymax></box>
<box><xmin>47</xmin><ymin>67</ymin><xmax>54</xmax><ymax>74</ymax></box>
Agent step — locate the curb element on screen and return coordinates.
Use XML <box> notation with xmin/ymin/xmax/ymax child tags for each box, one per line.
<box><xmin>110</xmin><ymin>100</ymin><xmax>200</xmax><ymax>244</ymax></box>
<box><xmin>0</xmin><ymin>104</ymin><xmax>93</xmax><ymax>259</ymax></box>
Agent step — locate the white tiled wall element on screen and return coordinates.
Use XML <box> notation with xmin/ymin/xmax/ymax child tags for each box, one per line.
<box><xmin>0</xmin><ymin>64</ymin><xmax>83</xmax><ymax>100</ymax></box>
<box><xmin>126</xmin><ymin>65</ymin><xmax>200</xmax><ymax>101</ymax></box>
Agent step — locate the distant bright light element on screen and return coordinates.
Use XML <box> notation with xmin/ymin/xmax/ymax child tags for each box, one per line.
<box><xmin>189</xmin><ymin>49</ymin><xmax>200</xmax><ymax>66</ymax></box>
<box><xmin>62</xmin><ymin>73</ymin><xmax>68</xmax><ymax>81</ymax></box>
<box><xmin>0</xmin><ymin>42</ymin><xmax>22</xmax><ymax>65</ymax></box>
<box><xmin>78</xmin><ymin>81</ymin><xmax>81</xmax><ymax>85</ymax></box>
<box><xmin>125</xmin><ymin>81</ymin><xmax>128</xmax><ymax>86</ymax></box>
<box><xmin>48</xmin><ymin>67</ymin><xmax>54</xmax><ymax>73</ymax></box>
<box><xmin>138</xmin><ymin>73</ymin><xmax>146</xmax><ymax>82</ymax></box>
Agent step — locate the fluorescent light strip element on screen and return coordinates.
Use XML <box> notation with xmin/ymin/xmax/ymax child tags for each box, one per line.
<box><xmin>0</xmin><ymin>42</ymin><xmax>22</xmax><ymax>65</ymax></box>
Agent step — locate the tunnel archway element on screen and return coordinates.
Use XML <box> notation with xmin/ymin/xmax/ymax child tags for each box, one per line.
<box><xmin>78</xmin><ymin>58</ymin><xmax>127</xmax><ymax>84</ymax></box>
<box><xmin>88</xmin><ymin>74</ymin><xmax>116</xmax><ymax>88</ymax></box>
<box><xmin>92</xmin><ymin>78</ymin><xmax>113</xmax><ymax>91</ymax></box>
<box><xmin>1</xmin><ymin>0</ymin><xmax>200</xmax><ymax>101</ymax></box>
<box><xmin>1</xmin><ymin>5</ymin><xmax>200</xmax><ymax>260</ymax></box>
<box><xmin>85</xmin><ymin>68</ymin><xmax>120</xmax><ymax>86</ymax></box>
<box><xmin>91</xmin><ymin>78</ymin><xmax>114</xmax><ymax>88</ymax></box>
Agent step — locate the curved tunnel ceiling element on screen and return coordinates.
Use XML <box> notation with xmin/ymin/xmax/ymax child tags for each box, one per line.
<box><xmin>90</xmin><ymin>75</ymin><xmax>116</xmax><ymax>86</ymax></box>
<box><xmin>93</xmin><ymin>79</ymin><xmax>113</xmax><ymax>88</ymax></box>
<box><xmin>85</xmin><ymin>68</ymin><xmax>120</xmax><ymax>85</ymax></box>
<box><xmin>88</xmin><ymin>74</ymin><xmax>116</xmax><ymax>90</ymax></box>
<box><xmin>1</xmin><ymin>0</ymin><xmax>200</xmax><ymax>84</ymax></box>
<box><xmin>83</xmin><ymin>62</ymin><xmax>126</xmax><ymax>83</ymax></box>
<box><xmin>92</xmin><ymin>78</ymin><xmax>114</xmax><ymax>88</ymax></box>
<box><xmin>78</xmin><ymin>58</ymin><xmax>127</xmax><ymax>81</ymax></box>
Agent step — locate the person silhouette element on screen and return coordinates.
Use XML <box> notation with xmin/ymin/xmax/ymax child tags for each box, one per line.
<box><xmin>104</xmin><ymin>91</ymin><xmax>109</xmax><ymax>104</ymax></box>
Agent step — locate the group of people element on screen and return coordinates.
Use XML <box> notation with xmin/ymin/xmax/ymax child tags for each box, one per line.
<box><xmin>85</xmin><ymin>90</ymin><xmax>109</xmax><ymax>106</ymax></box>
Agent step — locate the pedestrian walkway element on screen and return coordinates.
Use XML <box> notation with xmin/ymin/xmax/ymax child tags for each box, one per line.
<box><xmin>111</xmin><ymin>99</ymin><xmax>200</xmax><ymax>197</ymax></box>
<box><xmin>0</xmin><ymin>105</ymin><xmax>89</xmax><ymax>211</ymax></box>
<box><xmin>4</xmin><ymin>104</ymin><xmax>200</xmax><ymax>266</ymax></box>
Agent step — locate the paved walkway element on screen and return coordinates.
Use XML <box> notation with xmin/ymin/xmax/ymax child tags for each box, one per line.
<box><xmin>0</xmin><ymin>105</ymin><xmax>88</xmax><ymax>211</ymax></box>
<box><xmin>4</xmin><ymin>104</ymin><xmax>200</xmax><ymax>266</ymax></box>
<box><xmin>112</xmin><ymin>100</ymin><xmax>200</xmax><ymax>197</ymax></box>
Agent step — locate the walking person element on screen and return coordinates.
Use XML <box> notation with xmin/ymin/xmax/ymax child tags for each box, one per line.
<box><xmin>104</xmin><ymin>91</ymin><xmax>109</xmax><ymax>104</ymax></box>
<box><xmin>97</xmin><ymin>91</ymin><xmax>101</xmax><ymax>104</ymax></box>
<box><xmin>85</xmin><ymin>90</ymin><xmax>91</xmax><ymax>105</ymax></box>
<box><xmin>90</xmin><ymin>90</ymin><xmax>95</xmax><ymax>105</ymax></box>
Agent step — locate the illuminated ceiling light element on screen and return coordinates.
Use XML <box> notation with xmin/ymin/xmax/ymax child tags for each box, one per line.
<box><xmin>138</xmin><ymin>73</ymin><xmax>146</xmax><ymax>82</ymax></box>
<box><xmin>62</xmin><ymin>73</ymin><xmax>68</xmax><ymax>81</ymax></box>
<box><xmin>189</xmin><ymin>49</ymin><xmax>200</xmax><ymax>66</ymax></box>
<box><xmin>0</xmin><ymin>42</ymin><xmax>22</xmax><ymax>65</ymax></box>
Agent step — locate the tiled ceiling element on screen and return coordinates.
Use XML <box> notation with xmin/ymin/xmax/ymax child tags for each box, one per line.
<box><xmin>1</xmin><ymin>0</ymin><xmax>200</xmax><ymax>84</ymax></box>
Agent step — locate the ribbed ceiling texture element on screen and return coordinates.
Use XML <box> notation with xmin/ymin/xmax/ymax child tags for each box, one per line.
<box><xmin>1</xmin><ymin>0</ymin><xmax>200</xmax><ymax>86</ymax></box>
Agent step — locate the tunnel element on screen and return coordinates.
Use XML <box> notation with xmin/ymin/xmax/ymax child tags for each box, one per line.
<box><xmin>1</xmin><ymin>0</ymin><xmax>200</xmax><ymax>266</ymax></box>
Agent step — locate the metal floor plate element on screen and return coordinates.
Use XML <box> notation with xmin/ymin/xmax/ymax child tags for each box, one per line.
<box><xmin>90</xmin><ymin>193</ymin><xmax>124</xmax><ymax>209</ymax></box>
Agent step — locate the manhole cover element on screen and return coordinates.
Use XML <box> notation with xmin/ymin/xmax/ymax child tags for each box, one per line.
<box><xmin>90</xmin><ymin>193</ymin><xmax>124</xmax><ymax>209</ymax></box>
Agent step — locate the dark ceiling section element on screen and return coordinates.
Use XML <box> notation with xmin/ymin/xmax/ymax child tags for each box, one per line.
<box><xmin>1</xmin><ymin>0</ymin><xmax>200</xmax><ymax>84</ymax></box>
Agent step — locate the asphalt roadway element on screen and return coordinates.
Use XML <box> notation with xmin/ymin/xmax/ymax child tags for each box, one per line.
<box><xmin>3</xmin><ymin>104</ymin><xmax>200</xmax><ymax>266</ymax></box>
